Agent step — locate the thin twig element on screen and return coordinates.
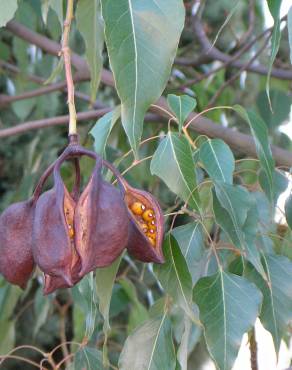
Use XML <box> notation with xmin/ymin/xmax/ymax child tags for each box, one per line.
<box><xmin>249</xmin><ymin>327</ymin><xmax>258</xmax><ymax>370</ymax></box>
<box><xmin>0</xmin><ymin>355</ymin><xmax>46</xmax><ymax>369</ymax></box>
<box><xmin>206</xmin><ymin>34</ymin><xmax>270</xmax><ymax>107</ymax></box>
<box><xmin>62</xmin><ymin>0</ymin><xmax>77</xmax><ymax>136</ymax></box>
<box><xmin>4</xmin><ymin>21</ymin><xmax>292</xmax><ymax>166</ymax></box>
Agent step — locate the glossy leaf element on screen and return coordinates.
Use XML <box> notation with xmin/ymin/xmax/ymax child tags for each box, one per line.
<box><xmin>193</xmin><ymin>270</ymin><xmax>262</xmax><ymax>370</ymax></box>
<box><xmin>234</xmin><ymin>106</ymin><xmax>275</xmax><ymax>201</ymax></box>
<box><xmin>172</xmin><ymin>222</ymin><xmax>206</xmax><ymax>285</ymax></box>
<box><xmin>90</xmin><ymin>107</ymin><xmax>121</xmax><ymax>155</ymax></box>
<box><xmin>151</xmin><ymin>133</ymin><xmax>200</xmax><ymax>211</ymax></box>
<box><xmin>101</xmin><ymin>0</ymin><xmax>185</xmax><ymax>154</ymax></box>
<box><xmin>154</xmin><ymin>236</ymin><xmax>198</xmax><ymax>323</ymax></box>
<box><xmin>199</xmin><ymin>139</ymin><xmax>235</xmax><ymax>184</ymax></box>
<box><xmin>0</xmin><ymin>0</ymin><xmax>18</xmax><ymax>27</ymax></box>
<box><xmin>119</xmin><ymin>313</ymin><xmax>176</xmax><ymax>370</ymax></box>
<box><xmin>246</xmin><ymin>254</ymin><xmax>292</xmax><ymax>352</ymax></box>
<box><xmin>76</xmin><ymin>0</ymin><xmax>104</xmax><ymax>101</ymax></box>
<box><xmin>167</xmin><ymin>94</ymin><xmax>197</xmax><ymax>132</ymax></box>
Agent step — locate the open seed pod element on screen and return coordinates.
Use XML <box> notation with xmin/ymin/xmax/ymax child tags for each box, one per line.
<box><xmin>118</xmin><ymin>180</ymin><xmax>164</xmax><ymax>264</ymax></box>
<box><xmin>33</xmin><ymin>144</ymin><xmax>129</xmax><ymax>293</ymax></box>
<box><xmin>33</xmin><ymin>177</ymin><xmax>81</xmax><ymax>288</ymax></box>
<box><xmin>75</xmin><ymin>178</ymin><xmax>129</xmax><ymax>276</ymax></box>
<box><xmin>0</xmin><ymin>200</ymin><xmax>35</xmax><ymax>288</ymax></box>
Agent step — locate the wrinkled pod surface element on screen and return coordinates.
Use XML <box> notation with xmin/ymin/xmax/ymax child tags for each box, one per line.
<box><xmin>0</xmin><ymin>143</ymin><xmax>164</xmax><ymax>294</ymax></box>
<box><xmin>32</xmin><ymin>145</ymin><xmax>129</xmax><ymax>294</ymax></box>
<box><xmin>102</xmin><ymin>161</ymin><xmax>165</xmax><ymax>264</ymax></box>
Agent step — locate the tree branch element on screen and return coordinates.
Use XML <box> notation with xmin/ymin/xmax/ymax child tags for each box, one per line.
<box><xmin>189</xmin><ymin>16</ymin><xmax>292</xmax><ymax>80</ymax></box>
<box><xmin>0</xmin><ymin>109</ymin><xmax>111</xmax><ymax>138</ymax></box>
<box><xmin>4</xmin><ymin>20</ymin><xmax>292</xmax><ymax>167</ymax></box>
<box><xmin>0</xmin><ymin>109</ymin><xmax>161</xmax><ymax>138</ymax></box>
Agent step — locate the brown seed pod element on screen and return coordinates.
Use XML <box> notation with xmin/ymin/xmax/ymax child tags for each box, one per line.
<box><xmin>101</xmin><ymin>160</ymin><xmax>165</xmax><ymax>264</ymax></box>
<box><xmin>32</xmin><ymin>184</ymin><xmax>80</xmax><ymax>287</ymax></box>
<box><xmin>32</xmin><ymin>148</ymin><xmax>84</xmax><ymax>287</ymax></box>
<box><xmin>75</xmin><ymin>178</ymin><xmax>129</xmax><ymax>276</ymax></box>
<box><xmin>122</xmin><ymin>183</ymin><xmax>164</xmax><ymax>263</ymax></box>
<box><xmin>0</xmin><ymin>200</ymin><xmax>35</xmax><ymax>289</ymax></box>
<box><xmin>33</xmin><ymin>145</ymin><xmax>129</xmax><ymax>292</ymax></box>
<box><xmin>0</xmin><ymin>142</ymin><xmax>164</xmax><ymax>294</ymax></box>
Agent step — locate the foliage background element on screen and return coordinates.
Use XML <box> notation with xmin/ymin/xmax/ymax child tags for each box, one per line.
<box><xmin>0</xmin><ymin>0</ymin><xmax>291</xmax><ymax>369</ymax></box>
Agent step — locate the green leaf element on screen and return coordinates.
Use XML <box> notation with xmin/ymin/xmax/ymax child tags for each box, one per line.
<box><xmin>90</xmin><ymin>107</ymin><xmax>121</xmax><ymax>155</ymax></box>
<box><xmin>49</xmin><ymin>0</ymin><xmax>63</xmax><ymax>26</ymax></box>
<box><xmin>246</xmin><ymin>255</ymin><xmax>292</xmax><ymax>352</ymax></box>
<box><xmin>167</xmin><ymin>94</ymin><xmax>197</xmax><ymax>132</ymax></box>
<box><xmin>177</xmin><ymin>316</ymin><xmax>192</xmax><ymax>370</ymax></box>
<box><xmin>0</xmin><ymin>0</ymin><xmax>18</xmax><ymax>27</ymax></box>
<box><xmin>119</xmin><ymin>313</ymin><xmax>176</xmax><ymax>370</ymax></box>
<box><xmin>41</xmin><ymin>0</ymin><xmax>50</xmax><ymax>24</ymax></box>
<box><xmin>33</xmin><ymin>287</ymin><xmax>51</xmax><ymax>337</ymax></box>
<box><xmin>76</xmin><ymin>0</ymin><xmax>104</xmax><ymax>102</ymax></box>
<box><xmin>44</xmin><ymin>57</ymin><xmax>64</xmax><ymax>85</ymax></box>
<box><xmin>72</xmin><ymin>273</ymin><xmax>99</xmax><ymax>339</ymax></box>
<box><xmin>212</xmin><ymin>187</ymin><xmax>266</xmax><ymax>278</ymax></box>
<box><xmin>74</xmin><ymin>346</ymin><xmax>104</xmax><ymax>370</ymax></box>
<box><xmin>0</xmin><ymin>280</ymin><xmax>22</xmax><ymax>354</ymax></box>
<box><xmin>234</xmin><ymin>106</ymin><xmax>275</xmax><ymax>201</ymax></box>
<box><xmin>259</xmin><ymin>168</ymin><xmax>288</xmax><ymax>204</ymax></box>
<box><xmin>256</xmin><ymin>90</ymin><xmax>292</xmax><ymax>129</ymax></box>
<box><xmin>0</xmin><ymin>320</ymin><xmax>15</xmax><ymax>355</ymax></box>
<box><xmin>285</xmin><ymin>193</ymin><xmax>292</xmax><ymax>230</ymax></box>
<box><xmin>118</xmin><ymin>278</ymin><xmax>149</xmax><ymax>333</ymax></box>
<box><xmin>288</xmin><ymin>6</ymin><xmax>292</xmax><ymax>64</ymax></box>
<box><xmin>199</xmin><ymin>139</ymin><xmax>235</xmax><ymax>184</ymax></box>
<box><xmin>154</xmin><ymin>236</ymin><xmax>198</xmax><ymax>323</ymax></box>
<box><xmin>266</xmin><ymin>0</ymin><xmax>283</xmax><ymax>106</ymax></box>
<box><xmin>96</xmin><ymin>254</ymin><xmax>123</xmax><ymax>365</ymax></box>
<box><xmin>172</xmin><ymin>222</ymin><xmax>206</xmax><ymax>285</ymax></box>
<box><xmin>193</xmin><ymin>270</ymin><xmax>262</xmax><ymax>370</ymax></box>
<box><xmin>101</xmin><ymin>0</ymin><xmax>185</xmax><ymax>154</ymax></box>
<box><xmin>214</xmin><ymin>182</ymin><xmax>252</xmax><ymax>229</ymax></box>
<box><xmin>150</xmin><ymin>133</ymin><xmax>200</xmax><ymax>211</ymax></box>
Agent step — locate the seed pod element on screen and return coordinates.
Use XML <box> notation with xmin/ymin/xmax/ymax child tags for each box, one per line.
<box><xmin>122</xmin><ymin>183</ymin><xmax>164</xmax><ymax>263</ymax></box>
<box><xmin>0</xmin><ymin>200</ymin><xmax>35</xmax><ymax>288</ymax></box>
<box><xmin>75</xmin><ymin>178</ymin><xmax>129</xmax><ymax>276</ymax></box>
<box><xmin>43</xmin><ymin>273</ymin><xmax>82</xmax><ymax>295</ymax></box>
<box><xmin>32</xmin><ymin>165</ymin><xmax>81</xmax><ymax>287</ymax></box>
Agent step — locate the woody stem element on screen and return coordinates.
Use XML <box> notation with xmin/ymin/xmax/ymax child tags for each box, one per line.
<box><xmin>62</xmin><ymin>0</ymin><xmax>77</xmax><ymax>136</ymax></box>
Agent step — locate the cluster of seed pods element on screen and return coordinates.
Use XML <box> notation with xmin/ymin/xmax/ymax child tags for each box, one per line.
<box><xmin>0</xmin><ymin>142</ymin><xmax>164</xmax><ymax>294</ymax></box>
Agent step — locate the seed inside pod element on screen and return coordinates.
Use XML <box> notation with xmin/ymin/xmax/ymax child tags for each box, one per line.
<box><xmin>131</xmin><ymin>202</ymin><xmax>146</xmax><ymax>215</ymax></box>
<box><xmin>64</xmin><ymin>200</ymin><xmax>75</xmax><ymax>240</ymax></box>
<box><xmin>127</xmin><ymin>200</ymin><xmax>157</xmax><ymax>247</ymax></box>
<box><xmin>142</xmin><ymin>209</ymin><xmax>155</xmax><ymax>222</ymax></box>
<box><xmin>148</xmin><ymin>222</ymin><xmax>157</xmax><ymax>231</ymax></box>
